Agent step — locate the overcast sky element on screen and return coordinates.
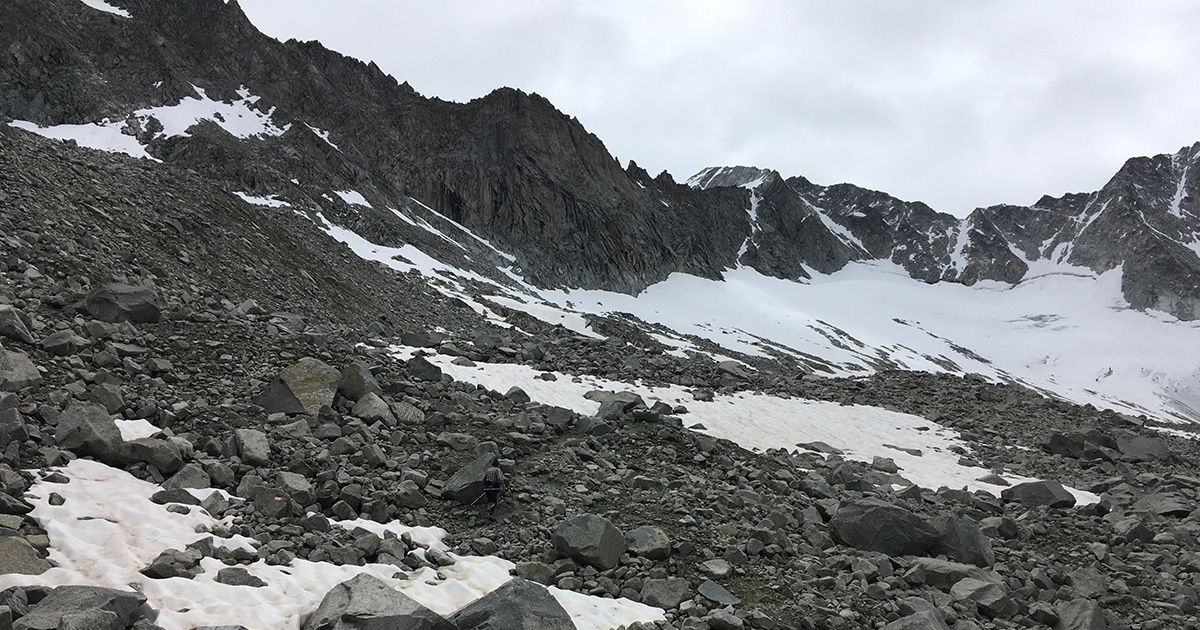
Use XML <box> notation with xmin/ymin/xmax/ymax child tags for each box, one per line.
<box><xmin>240</xmin><ymin>0</ymin><xmax>1200</xmax><ymax>217</ymax></box>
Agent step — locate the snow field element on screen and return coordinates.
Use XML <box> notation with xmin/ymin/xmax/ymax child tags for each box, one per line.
<box><xmin>391</xmin><ymin>346</ymin><xmax>1099</xmax><ymax>504</ymax></box>
<box><xmin>9</xmin><ymin>85</ymin><xmax>287</xmax><ymax>161</ymax></box>
<box><xmin>1</xmin><ymin>459</ymin><xmax>663</xmax><ymax>630</ymax></box>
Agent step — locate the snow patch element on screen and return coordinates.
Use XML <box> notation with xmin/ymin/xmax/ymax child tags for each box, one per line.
<box><xmin>78</xmin><ymin>0</ymin><xmax>130</xmax><ymax>17</ymax></box>
<box><xmin>389</xmin><ymin>347</ymin><xmax>1098</xmax><ymax>503</ymax></box>
<box><xmin>0</xmin><ymin>459</ymin><xmax>664</xmax><ymax>630</ymax></box>
<box><xmin>334</xmin><ymin>189</ymin><xmax>371</xmax><ymax>207</ymax></box>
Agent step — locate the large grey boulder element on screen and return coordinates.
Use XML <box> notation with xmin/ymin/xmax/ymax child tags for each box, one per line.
<box><xmin>0</xmin><ymin>306</ymin><xmax>34</xmax><ymax>344</ymax></box>
<box><xmin>626</xmin><ymin>525</ymin><xmax>671</xmax><ymax>560</ymax></box>
<box><xmin>122</xmin><ymin>437</ymin><xmax>184</xmax><ymax>474</ymax></box>
<box><xmin>162</xmin><ymin>462</ymin><xmax>211</xmax><ymax>490</ymax></box>
<box><xmin>1054</xmin><ymin>598</ymin><xmax>1109</xmax><ymax>630</ymax></box>
<box><xmin>83</xmin><ymin>283</ymin><xmax>163</xmax><ymax>323</ymax></box>
<box><xmin>339</xmin><ymin>363</ymin><xmax>382</xmax><ymax>401</ymax></box>
<box><xmin>39</xmin><ymin>330</ymin><xmax>88</xmax><ymax>357</ymax></box>
<box><xmin>640</xmin><ymin>577</ymin><xmax>691</xmax><ymax>609</ymax></box>
<box><xmin>829</xmin><ymin>498</ymin><xmax>938</xmax><ymax>557</ymax></box>
<box><xmin>253</xmin><ymin>358</ymin><xmax>340</xmax><ymax>416</ymax></box>
<box><xmin>1001</xmin><ymin>480</ymin><xmax>1076</xmax><ymax>508</ymax></box>
<box><xmin>352</xmin><ymin>393</ymin><xmax>395</xmax><ymax>425</ymax></box>
<box><xmin>1115</xmin><ymin>434</ymin><xmax>1170</xmax><ymax>462</ymax></box>
<box><xmin>234</xmin><ymin>429</ymin><xmax>271</xmax><ymax>467</ymax></box>
<box><xmin>302</xmin><ymin>573</ymin><xmax>453</xmax><ymax>630</ymax></box>
<box><xmin>0</xmin><ymin>348</ymin><xmax>40</xmax><ymax>392</ymax></box>
<box><xmin>930</xmin><ymin>514</ymin><xmax>994</xmax><ymax>567</ymax></box>
<box><xmin>0</xmin><ymin>536</ymin><xmax>51</xmax><ymax>575</ymax></box>
<box><xmin>407</xmin><ymin>356</ymin><xmax>443</xmax><ymax>382</ymax></box>
<box><xmin>12</xmin><ymin>585</ymin><xmax>145</xmax><ymax>630</ymax></box>
<box><xmin>449</xmin><ymin>578</ymin><xmax>574</xmax><ymax>630</ymax></box>
<box><xmin>55</xmin><ymin>402</ymin><xmax>122</xmax><ymax>462</ymax></box>
<box><xmin>442</xmin><ymin>454</ymin><xmax>497</xmax><ymax>504</ymax></box>
<box><xmin>551</xmin><ymin>513</ymin><xmax>625</xmax><ymax>570</ymax></box>
<box><xmin>908</xmin><ymin>558</ymin><xmax>1004</xmax><ymax>590</ymax></box>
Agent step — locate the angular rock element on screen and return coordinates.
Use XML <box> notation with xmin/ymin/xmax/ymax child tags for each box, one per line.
<box><xmin>250</xmin><ymin>377</ymin><xmax>306</xmax><ymax>415</ymax></box>
<box><xmin>12</xmin><ymin>585</ymin><xmax>145</xmax><ymax>630</ymax></box>
<box><xmin>705</xmin><ymin>609</ymin><xmax>744</xmax><ymax>630</ymax></box>
<box><xmin>625</xmin><ymin>525</ymin><xmax>671</xmax><ymax>560</ymax></box>
<box><xmin>279</xmin><ymin>358</ymin><xmax>341</xmax><ymax>416</ymax></box>
<box><xmin>512</xmin><ymin>562</ymin><xmax>557</xmax><ymax>586</ymax></box>
<box><xmin>640</xmin><ymin>577</ymin><xmax>691</xmax><ymax>609</ymax></box>
<box><xmin>449</xmin><ymin>578</ymin><xmax>573</xmax><ymax>630</ymax></box>
<box><xmin>442</xmin><ymin>454</ymin><xmax>497</xmax><ymax>504</ymax></box>
<box><xmin>908</xmin><ymin>558</ymin><xmax>1003</xmax><ymax>590</ymax></box>
<box><xmin>1131</xmin><ymin>493</ymin><xmax>1192</xmax><ymax>517</ymax></box>
<box><xmin>1115</xmin><ymin>434</ymin><xmax>1169</xmax><ymax>462</ymax></box>
<box><xmin>401</xmin><ymin>332</ymin><xmax>443</xmax><ymax>348</ymax></box>
<box><xmin>391</xmin><ymin>401</ymin><xmax>425</xmax><ymax>425</ymax></box>
<box><xmin>0</xmin><ymin>306</ymin><xmax>34</xmax><ymax>345</ymax></box>
<box><xmin>0</xmin><ymin>349</ymin><xmax>40</xmax><ymax>392</ymax></box>
<box><xmin>83</xmin><ymin>283</ymin><xmax>163</xmax><ymax>323</ymax></box>
<box><xmin>216</xmin><ymin>567</ymin><xmax>266</xmax><ymax>588</ymax></box>
<box><xmin>829</xmin><ymin>498</ymin><xmax>938</xmax><ymax>557</ymax></box>
<box><xmin>551</xmin><ymin>513</ymin><xmax>624</xmax><ymax>570</ymax></box>
<box><xmin>407</xmin><ymin>356</ymin><xmax>443</xmax><ymax>382</ymax></box>
<box><xmin>123</xmin><ymin>437</ymin><xmax>184</xmax><ymax>475</ymax></box>
<box><xmin>338</xmin><ymin>363</ymin><xmax>382</xmax><ymax>402</ymax></box>
<box><xmin>881</xmin><ymin>611</ymin><xmax>950</xmax><ymax>630</ymax></box>
<box><xmin>0</xmin><ymin>536</ymin><xmax>50</xmax><ymax>575</ymax></box>
<box><xmin>162</xmin><ymin>463</ymin><xmax>211</xmax><ymax>490</ymax></box>
<box><xmin>234</xmin><ymin>428</ymin><xmax>271</xmax><ymax>467</ymax></box>
<box><xmin>697</xmin><ymin>580</ymin><xmax>740</xmax><ymax>606</ymax></box>
<box><xmin>930</xmin><ymin>514</ymin><xmax>994</xmax><ymax>567</ymax></box>
<box><xmin>950</xmin><ymin>577</ymin><xmax>1016</xmax><ymax>618</ymax></box>
<box><xmin>55</xmin><ymin>402</ymin><xmax>122</xmax><ymax>462</ymax></box>
<box><xmin>394</xmin><ymin>480</ymin><xmax>427</xmax><ymax>509</ymax></box>
<box><xmin>39</xmin><ymin>330</ymin><xmax>88</xmax><ymax>357</ymax></box>
<box><xmin>1000</xmin><ymin>480</ymin><xmax>1076</xmax><ymax>508</ymax></box>
<box><xmin>302</xmin><ymin>573</ymin><xmax>453</xmax><ymax>630</ymax></box>
<box><xmin>1054</xmin><ymin>598</ymin><xmax>1108</xmax><ymax>630</ymax></box>
<box><xmin>57</xmin><ymin>609</ymin><xmax>122</xmax><ymax>630</ymax></box>
<box><xmin>352</xmin><ymin>393</ymin><xmax>395</xmax><ymax>425</ymax></box>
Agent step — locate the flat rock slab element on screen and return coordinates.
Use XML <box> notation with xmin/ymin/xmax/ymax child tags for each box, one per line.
<box><xmin>1001</xmin><ymin>480</ymin><xmax>1076</xmax><ymax>508</ymax></box>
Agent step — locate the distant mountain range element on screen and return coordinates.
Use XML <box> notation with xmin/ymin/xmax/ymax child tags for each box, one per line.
<box><xmin>4</xmin><ymin>0</ymin><xmax>1199</xmax><ymax>320</ymax></box>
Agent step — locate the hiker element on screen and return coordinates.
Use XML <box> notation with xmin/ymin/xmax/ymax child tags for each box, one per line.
<box><xmin>482</xmin><ymin>457</ymin><xmax>507</xmax><ymax>517</ymax></box>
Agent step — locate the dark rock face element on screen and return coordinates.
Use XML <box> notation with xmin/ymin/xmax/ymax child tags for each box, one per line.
<box><xmin>828</xmin><ymin>498</ymin><xmax>939</xmax><ymax>557</ymax></box>
<box><xmin>449</xmin><ymin>578</ymin><xmax>575</xmax><ymax>630</ymax></box>
<box><xmin>82</xmin><ymin>283</ymin><xmax>162</xmax><ymax>323</ymax></box>
<box><xmin>551</xmin><ymin>513</ymin><xmax>625</xmax><ymax>570</ymax></box>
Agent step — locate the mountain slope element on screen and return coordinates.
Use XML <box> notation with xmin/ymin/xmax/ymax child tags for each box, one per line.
<box><xmin>6</xmin><ymin>0</ymin><xmax>1200</xmax><ymax>322</ymax></box>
